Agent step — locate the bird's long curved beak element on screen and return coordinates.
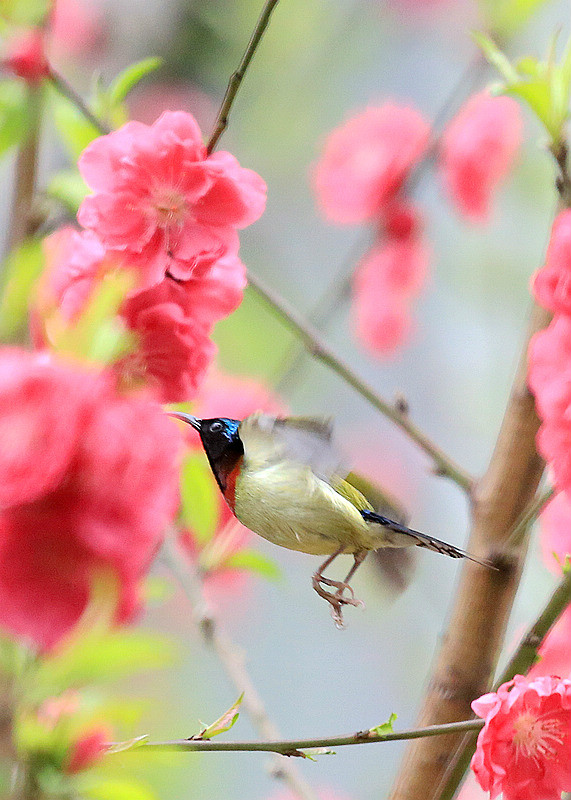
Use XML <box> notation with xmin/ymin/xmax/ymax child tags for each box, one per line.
<box><xmin>167</xmin><ymin>412</ymin><xmax>202</xmax><ymax>431</ymax></box>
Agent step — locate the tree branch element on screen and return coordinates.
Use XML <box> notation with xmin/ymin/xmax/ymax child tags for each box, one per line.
<box><xmin>160</xmin><ymin>532</ymin><xmax>319</xmax><ymax>800</ymax></box>
<box><xmin>113</xmin><ymin>718</ymin><xmax>485</xmax><ymax>756</ymax></box>
<box><xmin>437</xmin><ymin>565</ymin><xmax>571</xmax><ymax>800</ymax></box>
<box><xmin>387</xmin><ymin>298</ymin><xmax>550</xmax><ymax>800</ymax></box>
<box><xmin>207</xmin><ymin>0</ymin><xmax>280</xmax><ymax>153</ymax></box>
<box><xmin>48</xmin><ymin>69</ymin><xmax>111</xmax><ymax>135</ymax></box>
<box><xmin>247</xmin><ymin>269</ymin><xmax>474</xmax><ymax>492</ymax></box>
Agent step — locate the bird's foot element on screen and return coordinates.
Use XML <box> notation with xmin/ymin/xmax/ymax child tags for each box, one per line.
<box><xmin>312</xmin><ymin>573</ymin><xmax>365</xmax><ymax>629</ymax></box>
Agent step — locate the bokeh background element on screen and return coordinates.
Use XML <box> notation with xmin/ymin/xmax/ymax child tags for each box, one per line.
<box><xmin>2</xmin><ymin>0</ymin><xmax>570</xmax><ymax>798</ymax></box>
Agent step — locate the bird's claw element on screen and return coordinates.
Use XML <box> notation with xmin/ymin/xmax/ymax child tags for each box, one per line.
<box><xmin>312</xmin><ymin>573</ymin><xmax>365</xmax><ymax>628</ymax></box>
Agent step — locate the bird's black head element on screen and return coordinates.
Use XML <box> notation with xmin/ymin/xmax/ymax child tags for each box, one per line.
<box><xmin>168</xmin><ymin>413</ymin><xmax>243</xmax><ymax>495</ymax></box>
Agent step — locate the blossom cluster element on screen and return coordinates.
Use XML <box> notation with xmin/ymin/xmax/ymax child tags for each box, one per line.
<box><xmin>0</xmin><ymin>349</ymin><xmax>181</xmax><ymax>651</ymax></box>
<box><xmin>529</xmin><ymin>211</ymin><xmax>571</xmax><ymax>534</ymax></box>
<box><xmin>313</xmin><ymin>92</ymin><xmax>521</xmax><ymax>357</ymax></box>
<box><xmin>36</xmin><ymin>111</ymin><xmax>266</xmax><ymax>402</ymax></box>
<box><xmin>470</xmin><ymin>675</ymin><xmax>571</xmax><ymax>800</ymax></box>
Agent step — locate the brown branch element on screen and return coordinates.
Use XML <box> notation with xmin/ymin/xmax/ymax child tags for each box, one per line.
<box><xmin>387</xmin><ymin>301</ymin><xmax>550</xmax><ymax>800</ymax></box>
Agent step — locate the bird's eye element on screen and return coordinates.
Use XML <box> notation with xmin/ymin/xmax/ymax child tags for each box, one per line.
<box><xmin>209</xmin><ymin>421</ymin><xmax>223</xmax><ymax>433</ymax></box>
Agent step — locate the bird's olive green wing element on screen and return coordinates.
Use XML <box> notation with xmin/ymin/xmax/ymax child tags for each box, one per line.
<box><xmin>239</xmin><ymin>413</ymin><xmax>346</xmax><ymax>479</ymax></box>
<box><xmin>330</xmin><ymin>475</ymin><xmax>373</xmax><ymax>512</ymax></box>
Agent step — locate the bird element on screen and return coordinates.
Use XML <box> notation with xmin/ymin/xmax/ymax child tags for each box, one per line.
<box><xmin>169</xmin><ymin>411</ymin><xmax>491</xmax><ymax>627</ymax></box>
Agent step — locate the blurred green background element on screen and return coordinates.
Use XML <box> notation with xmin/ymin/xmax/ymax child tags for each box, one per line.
<box><xmin>2</xmin><ymin>0</ymin><xmax>570</xmax><ymax>797</ymax></box>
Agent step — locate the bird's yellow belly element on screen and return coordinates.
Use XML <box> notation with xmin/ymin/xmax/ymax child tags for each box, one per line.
<box><xmin>234</xmin><ymin>464</ymin><xmax>375</xmax><ymax>556</ymax></box>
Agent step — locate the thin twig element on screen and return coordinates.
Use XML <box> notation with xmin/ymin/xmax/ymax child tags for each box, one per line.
<box><xmin>437</xmin><ymin>566</ymin><xmax>571</xmax><ymax>800</ymax></box>
<box><xmin>112</xmin><ymin>718</ymin><xmax>485</xmax><ymax>755</ymax></box>
<box><xmin>247</xmin><ymin>269</ymin><xmax>474</xmax><ymax>492</ymax></box>
<box><xmin>207</xmin><ymin>0</ymin><xmax>280</xmax><ymax>153</ymax></box>
<box><xmin>160</xmin><ymin>532</ymin><xmax>319</xmax><ymax>800</ymax></box>
<box><xmin>48</xmin><ymin>69</ymin><xmax>111</xmax><ymax>135</ymax></box>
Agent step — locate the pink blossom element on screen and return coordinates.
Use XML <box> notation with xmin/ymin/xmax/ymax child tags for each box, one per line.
<box><xmin>119</xmin><ymin>279</ymin><xmax>216</xmax><ymax>403</ymax></box>
<box><xmin>64</xmin><ymin>726</ymin><xmax>111</xmax><ymax>773</ymax></box>
<box><xmin>35</xmin><ymin>228</ymin><xmax>247</xmax><ymax>403</ymax></box>
<box><xmin>51</xmin><ymin>0</ymin><xmax>103</xmax><ymax>59</ymax></box>
<box><xmin>528</xmin><ymin>316</ymin><xmax>571</xmax><ymax>421</ymax></box>
<box><xmin>539</xmin><ymin>492</ymin><xmax>571</xmax><ymax>574</ymax></box>
<box><xmin>313</xmin><ymin>104</ymin><xmax>430</xmax><ymax>224</ymax></box>
<box><xmin>529</xmin><ymin>607</ymin><xmax>571</xmax><ymax>680</ymax></box>
<box><xmin>537</xmin><ymin>414</ymin><xmax>571</xmax><ymax>497</ymax></box>
<box><xmin>471</xmin><ymin>675</ymin><xmax>571</xmax><ymax>800</ymax></box>
<box><xmin>351</xmin><ymin>236</ymin><xmax>429</xmax><ymax>356</ymax></box>
<box><xmin>532</xmin><ymin>210</ymin><xmax>571</xmax><ymax>315</ymax></box>
<box><xmin>77</xmin><ymin>112</ymin><xmax>266</xmax><ymax>288</ymax></box>
<box><xmin>3</xmin><ymin>29</ymin><xmax>49</xmax><ymax>83</ymax></box>
<box><xmin>0</xmin><ymin>349</ymin><xmax>181</xmax><ymax>651</ymax></box>
<box><xmin>440</xmin><ymin>91</ymin><xmax>522</xmax><ymax>222</ymax></box>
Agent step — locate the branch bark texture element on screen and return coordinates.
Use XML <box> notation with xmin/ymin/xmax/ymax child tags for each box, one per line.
<box><xmin>388</xmin><ymin>302</ymin><xmax>551</xmax><ymax>800</ymax></box>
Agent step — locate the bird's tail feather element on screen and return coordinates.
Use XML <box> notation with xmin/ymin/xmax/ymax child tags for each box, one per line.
<box><xmin>360</xmin><ymin>510</ymin><xmax>494</xmax><ymax>568</ymax></box>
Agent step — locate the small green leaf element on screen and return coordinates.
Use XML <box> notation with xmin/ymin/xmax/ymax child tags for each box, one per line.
<box><xmin>46</xmin><ymin>170</ymin><xmax>89</xmax><ymax>214</ymax></box>
<box><xmin>179</xmin><ymin>453</ymin><xmax>220</xmax><ymax>544</ymax></box>
<box><xmin>0</xmin><ymin>80</ymin><xmax>30</xmax><ymax>156</ymax></box>
<box><xmin>370</xmin><ymin>712</ymin><xmax>398</xmax><ymax>737</ymax></box>
<box><xmin>0</xmin><ymin>238</ymin><xmax>44</xmax><ymax>339</ymax></box>
<box><xmin>478</xmin><ymin>0</ymin><xmax>550</xmax><ymax>36</ymax></box>
<box><xmin>106</xmin><ymin>735</ymin><xmax>149</xmax><ymax>755</ymax></box>
<box><xmin>472</xmin><ymin>33</ymin><xmax>519</xmax><ymax>84</ymax></box>
<box><xmin>0</xmin><ymin>0</ymin><xmax>50</xmax><ymax>25</ymax></box>
<box><xmin>108</xmin><ymin>58</ymin><xmax>163</xmax><ymax>106</ymax></box>
<box><xmin>223</xmin><ymin>549</ymin><xmax>281</xmax><ymax>581</ymax></box>
<box><xmin>193</xmin><ymin>693</ymin><xmax>243</xmax><ymax>740</ymax></box>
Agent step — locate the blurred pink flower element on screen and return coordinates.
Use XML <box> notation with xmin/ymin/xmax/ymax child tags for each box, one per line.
<box><xmin>529</xmin><ymin>607</ymin><xmax>571</xmax><ymax>680</ymax></box>
<box><xmin>0</xmin><ymin>349</ymin><xmax>181</xmax><ymax>651</ymax></box>
<box><xmin>539</xmin><ymin>492</ymin><xmax>571</xmax><ymax>574</ymax></box>
<box><xmin>3</xmin><ymin>29</ymin><xmax>49</xmax><ymax>83</ymax></box>
<box><xmin>352</xmin><ymin>234</ymin><xmax>429</xmax><ymax>356</ymax></box>
<box><xmin>471</xmin><ymin>675</ymin><xmax>571</xmax><ymax>800</ymax></box>
<box><xmin>64</xmin><ymin>726</ymin><xmax>111</xmax><ymax>773</ymax></box>
<box><xmin>313</xmin><ymin>103</ymin><xmax>430</xmax><ymax>224</ymax></box>
<box><xmin>456</xmin><ymin>774</ymin><xmax>488</xmax><ymax>800</ymax></box>
<box><xmin>77</xmin><ymin>111</ymin><xmax>266</xmax><ymax>288</ymax></box>
<box><xmin>532</xmin><ymin>210</ymin><xmax>571</xmax><ymax>316</ymax></box>
<box><xmin>440</xmin><ymin>91</ymin><xmax>522</xmax><ymax>222</ymax></box>
<box><xmin>537</xmin><ymin>416</ymin><xmax>571</xmax><ymax>497</ymax></box>
<box><xmin>51</xmin><ymin>0</ymin><xmax>103</xmax><ymax>58</ymax></box>
<box><xmin>528</xmin><ymin>315</ymin><xmax>571</xmax><ymax>421</ymax></box>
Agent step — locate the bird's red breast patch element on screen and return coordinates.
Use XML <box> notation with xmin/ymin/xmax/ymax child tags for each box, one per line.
<box><xmin>222</xmin><ymin>455</ymin><xmax>243</xmax><ymax>512</ymax></box>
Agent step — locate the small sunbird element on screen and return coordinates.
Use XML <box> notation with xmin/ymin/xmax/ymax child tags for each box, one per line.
<box><xmin>170</xmin><ymin>411</ymin><xmax>490</xmax><ymax>626</ymax></box>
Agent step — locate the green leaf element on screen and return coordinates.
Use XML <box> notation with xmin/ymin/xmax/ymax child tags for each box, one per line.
<box><xmin>370</xmin><ymin>712</ymin><xmax>398</xmax><ymax>737</ymax></box>
<box><xmin>0</xmin><ymin>238</ymin><xmax>44</xmax><ymax>339</ymax></box>
<box><xmin>0</xmin><ymin>632</ymin><xmax>32</xmax><ymax>679</ymax></box>
<box><xmin>108</xmin><ymin>58</ymin><xmax>163</xmax><ymax>106</ymax></box>
<box><xmin>472</xmin><ymin>33</ymin><xmax>519</xmax><ymax>84</ymax></box>
<box><xmin>75</xmin><ymin>776</ymin><xmax>158</xmax><ymax>800</ymax></box>
<box><xmin>106</xmin><ymin>736</ymin><xmax>149</xmax><ymax>755</ymax></box>
<box><xmin>0</xmin><ymin>80</ymin><xmax>30</xmax><ymax>156</ymax></box>
<box><xmin>504</xmin><ymin>78</ymin><xmax>554</xmax><ymax>134</ymax></box>
<box><xmin>193</xmin><ymin>694</ymin><xmax>243</xmax><ymax>740</ymax></box>
<box><xmin>31</xmin><ymin>632</ymin><xmax>175</xmax><ymax>700</ymax></box>
<box><xmin>223</xmin><ymin>549</ymin><xmax>281</xmax><ymax>581</ymax></box>
<box><xmin>179</xmin><ymin>453</ymin><xmax>220</xmax><ymax>544</ymax></box>
<box><xmin>46</xmin><ymin>170</ymin><xmax>89</xmax><ymax>214</ymax></box>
